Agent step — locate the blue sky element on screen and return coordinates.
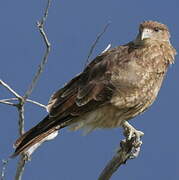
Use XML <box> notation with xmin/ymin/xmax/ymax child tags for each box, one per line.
<box><xmin>0</xmin><ymin>0</ymin><xmax>179</xmax><ymax>179</ymax></box>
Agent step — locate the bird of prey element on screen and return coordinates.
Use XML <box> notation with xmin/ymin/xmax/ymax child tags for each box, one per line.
<box><xmin>12</xmin><ymin>21</ymin><xmax>176</xmax><ymax>157</ymax></box>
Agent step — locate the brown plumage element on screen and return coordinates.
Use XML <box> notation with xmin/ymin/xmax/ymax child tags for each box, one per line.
<box><xmin>12</xmin><ymin>21</ymin><xmax>176</xmax><ymax>157</ymax></box>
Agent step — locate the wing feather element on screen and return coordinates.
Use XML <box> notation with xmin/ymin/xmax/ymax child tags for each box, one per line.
<box><xmin>46</xmin><ymin>51</ymin><xmax>116</xmax><ymax>122</ymax></box>
<box><xmin>13</xmin><ymin>45</ymin><xmax>131</xmax><ymax>156</ymax></box>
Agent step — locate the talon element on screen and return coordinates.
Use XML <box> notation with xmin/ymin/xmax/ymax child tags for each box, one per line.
<box><xmin>128</xmin><ymin>128</ymin><xmax>134</xmax><ymax>140</ymax></box>
<box><xmin>121</xmin><ymin>121</ymin><xmax>144</xmax><ymax>159</ymax></box>
<box><xmin>122</xmin><ymin>121</ymin><xmax>144</xmax><ymax>141</ymax></box>
<box><xmin>135</xmin><ymin>130</ymin><xmax>144</xmax><ymax>141</ymax></box>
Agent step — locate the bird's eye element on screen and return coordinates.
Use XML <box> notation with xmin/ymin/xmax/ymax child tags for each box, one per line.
<box><xmin>154</xmin><ymin>28</ymin><xmax>160</xmax><ymax>32</ymax></box>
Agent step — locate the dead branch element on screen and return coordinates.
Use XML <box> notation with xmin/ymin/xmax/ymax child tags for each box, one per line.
<box><xmin>23</xmin><ymin>0</ymin><xmax>51</xmax><ymax>102</ymax></box>
<box><xmin>15</xmin><ymin>0</ymin><xmax>52</xmax><ymax>179</ymax></box>
<box><xmin>0</xmin><ymin>98</ymin><xmax>46</xmax><ymax>109</ymax></box>
<box><xmin>98</xmin><ymin>133</ymin><xmax>143</xmax><ymax>180</ymax></box>
<box><xmin>0</xmin><ymin>100</ymin><xmax>16</xmax><ymax>106</ymax></box>
<box><xmin>0</xmin><ymin>0</ymin><xmax>52</xmax><ymax>180</ymax></box>
<box><xmin>84</xmin><ymin>22</ymin><xmax>111</xmax><ymax>67</ymax></box>
<box><xmin>0</xmin><ymin>80</ymin><xmax>21</xmax><ymax>99</ymax></box>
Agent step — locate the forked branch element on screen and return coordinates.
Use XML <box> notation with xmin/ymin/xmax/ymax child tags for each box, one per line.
<box><xmin>0</xmin><ymin>1</ymin><xmax>52</xmax><ymax>180</ymax></box>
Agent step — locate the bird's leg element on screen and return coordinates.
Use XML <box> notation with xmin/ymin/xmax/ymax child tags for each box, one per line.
<box><xmin>121</xmin><ymin>120</ymin><xmax>144</xmax><ymax>158</ymax></box>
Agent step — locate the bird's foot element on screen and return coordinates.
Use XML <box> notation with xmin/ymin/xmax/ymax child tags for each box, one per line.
<box><xmin>122</xmin><ymin>121</ymin><xmax>144</xmax><ymax>141</ymax></box>
<box><xmin>122</xmin><ymin>121</ymin><xmax>144</xmax><ymax>158</ymax></box>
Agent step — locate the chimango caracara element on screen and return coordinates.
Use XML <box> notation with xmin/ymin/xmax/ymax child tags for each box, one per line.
<box><xmin>12</xmin><ymin>21</ymin><xmax>176</xmax><ymax>157</ymax></box>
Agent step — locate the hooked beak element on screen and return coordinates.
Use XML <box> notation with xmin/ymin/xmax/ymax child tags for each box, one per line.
<box><xmin>141</xmin><ymin>28</ymin><xmax>152</xmax><ymax>40</ymax></box>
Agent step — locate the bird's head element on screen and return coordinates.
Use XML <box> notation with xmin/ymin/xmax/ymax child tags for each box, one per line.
<box><xmin>136</xmin><ymin>21</ymin><xmax>170</xmax><ymax>43</ymax></box>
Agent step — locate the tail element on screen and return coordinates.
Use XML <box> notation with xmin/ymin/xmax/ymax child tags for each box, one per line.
<box><xmin>11</xmin><ymin>115</ymin><xmax>71</xmax><ymax>158</ymax></box>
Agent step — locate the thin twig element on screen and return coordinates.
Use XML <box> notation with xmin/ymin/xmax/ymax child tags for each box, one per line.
<box><xmin>26</xmin><ymin>99</ymin><xmax>46</xmax><ymax>109</ymax></box>
<box><xmin>40</xmin><ymin>0</ymin><xmax>52</xmax><ymax>26</ymax></box>
<box><xmin>84</xmin><ymin>22</ymin><xmax>111</xmax><ymax>67</ymax></box>
<box><xmin>0</xmin><ymin>98</ymin><xmax>18</xmax><ymax>101</ymax></box>
<box><xmin>23</xmin><ymin>0</ymin><xmax>51</xmax><ymax>101</ymax></box>
<box><xmin>0</xmin><ymin>80</ymin><xmax>21</xmax><ymax>99</ymax></box>
<box><xmin>0</xmin><ymin>100</ymin><xmax>16</xmax><ymax>106</ymax></box>
<box><xmin>14</xmin><ymin>1</ymin><xmax>52</xmax><ymax>180</ymax></box>
<box><xmin>0</xmin><ymin>98</ymin><xmax>46</xmax><ymax>109</ymax></box>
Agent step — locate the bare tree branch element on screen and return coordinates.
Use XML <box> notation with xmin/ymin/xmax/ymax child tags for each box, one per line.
<box><xmin>0</xmin><ymin>80</ymin><xmax>27</xmax><ymax>180</ymax></box>
<box><xmin>0</xmin><ymin>81</ymin><xmax>45</xmax><ymax>180</ymax></box>
<box><xmin>23</xmin><ymin>0</ymin><xmax>52</xmax><ymax>102</ymax></box>
<box><xmin>14</xmin><ymin>102</ymin><xmax>26</xmax><ymax>180</ymax></box>
<box><xmin>0</xmin><ymin>98</ymin><xmax>46</xmax><ymax>109</ymax></box>
<box><xmin>17</xmin><ymin>104</ymin><xmax>25</xmax><ymax>136</ymax></box>
<box><xmin>0</xmin><ymin>100</ymin><xmax>16</xmax><ymax>106</ymax></box>
<box><xmin>14</xmin><ymin>1</ymin><xmax>52</xmax><ymax>180</ymax></box>
<box><xmin>40</xmin><ymin>0</ymin><xmax>52</xmax><ymax>26</ymax></box>
<box><xmin>0</xmin><ymin>1</ymin><xmax>51</xmax><ymax>179</ymax></box>
<box><xmin>0</xmin><ymin>81</ymin><xmax>33</xmax><ymax>179</ymax></box>
<box><xmin>0</xmin><ymin>80</ymin><xmax>21</xmax><ymax>99</ymax></box>
<box><xmin>26</xmin><ymin>99</ymin><xmax>46</xmax><ymax>109</ymax></box>
<box><xmin>84</xmin><ymin>22</ymin><xmax>111</xmax><ymax>67</ymax></box>
<box><xmin>98</xmin><ymin>131</ymin><xmax>143</xmax><ymax>180</ymax></box>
